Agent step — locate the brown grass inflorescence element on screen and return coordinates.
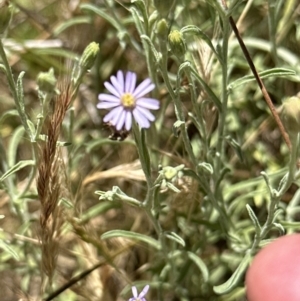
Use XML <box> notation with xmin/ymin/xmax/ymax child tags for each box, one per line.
<box><xmin>37</xmin><ymin>80</ymin><xmax>72</xmax><ymax>291</ymax></box>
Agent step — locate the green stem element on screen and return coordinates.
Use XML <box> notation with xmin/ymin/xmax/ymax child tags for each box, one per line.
<box><xmin>132</xmin><ymin>122</ymin><xmax>154</xmax><ymax>209</ymax></box>
<box><xmin>267</xmin><ymin>0</ymin><xmax>278</xmax><ymax>64</ymax></box>
<box><xmin>19</xmin><ymin>143</ymin><xmax>38</xmax><ymax>200</ymax></box>
<box><xmin>141</xmin><ymin>39</ymin><xmax>159</xmax><ymax>96</ymax></box>
<box><xmin>184</xmin><ymin>73</ymin><xmax>209</xmax><ymax>157</ymax></box>
<box><xmin>250</xmin><ymin>133</ymin><xmax>298</xmax><ymax>253</ymax></box>
<box><xmin>158</xmin><ymin>49</ymin><xmax>197</xmax><ymax>166</ymax></box>
<box><xmin>0</xmin><ymin>39</ymin><xmax>31</xmax><ymax>138</ymax></box>
<box><xmin>209</xmin><ymin>4</ymin><xmax>234</xmax><ymax>233</ymax></box>
<box><xmin>215</xmin><ymin>18</ymin><xmax>230</xmax><ymax>174</ymax></box>
<box><xmin>0</xmin><ymin>137</ymin><xmax>24</xmax><ymax>222</ymax></box>
<box><xmin>33</xmin><ymin>93</ymin><xmax>53</xmax><ymax>142</ymax></box>
<box><xmin>132</xmin><ymin>122</ymin><xmax>152</xmax><ymax>184</ymax></box>
<box><xmin>131</xmin><ymin>123</ymin><xmax>173</xmax><ymax>278</ymax></box>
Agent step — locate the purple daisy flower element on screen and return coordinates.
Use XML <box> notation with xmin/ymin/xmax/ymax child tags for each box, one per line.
<box><xmin>97</xmin><ymin>71</ymin><xmax>160</xmax><ymax>131</ymax></box>
<box><xmin>128</xmin><ymin>285</ymin><xmax>150</xmax><ymax>301</ymax></box>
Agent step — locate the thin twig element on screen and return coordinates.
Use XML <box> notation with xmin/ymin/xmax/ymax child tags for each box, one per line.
<box><xmin>221</xmin><ymin>0</ymin><xmax>292</xmax><ymax>150</ymax></box>
<box><xmin>43</xmin><ymin>260</ymin><xmax>105</xmax><ymax>301</ymax></box>
<box><xmin>43</xmin><ymin>243</ymin><xmax>133</xmax><ymax>301</ymax></box>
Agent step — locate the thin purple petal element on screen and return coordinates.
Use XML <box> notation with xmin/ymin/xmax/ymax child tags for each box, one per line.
<box><xmin>135</xmin><ymin>106</ymin><xmax>155</xmax><ymax>121</ymax></box>
<box><xmin>136</xmin><ymin>83</ymin><xmax>155</xmax><ymax>98</ymax></box>
<box><xmin>125</xmin><ymin>111</ymin><xmax>132</xmax><ymax>131</ymax></box>
<box><xmin>136</xmin><ymin>98</ymin><xmax>160</xmax><ymax>110</ymax></box>
<box><xmin>125</xmin><ymin>72</ymin><xmax>137</xmax><ymax>93</ymax></box>
<box><xmin>97</xmin><ymin>102</ymin><xmax>120</xmax><ymax>109</ymax></box>
<box><xmin>110</xmin><ymin>106</ymin><xmax>124</xmax><ymax>125</ymax></box>
<box><xmin>103</xmin><ymin>106</ymin><xmax>123</xmax><ymax>123</ymax></box>
<box><xmin>110</xmin><ymin>74</ymin><xmax>124</xmax><ymax>94</ymax></box>
<box><xmin>133</xmin><ymin>108</ymin><xmax>150</xmax><ymax>128</ymax></box>
<box><xmin>117</xmin><ymin>70</ymin><xmax>125</xmax><ymax>92</ymax></box>
<box><xmin>104</xmin><ymin>81</ymin><xmax>122</xmax><ymax>97</ymax></box>
<box><xmin>131</xmin><ymin>286</ymin><xmax>138</xmax><ymax>298</ymax></box>
<box><xmin>139</xmin><ymin>285</ymin><xmax>150</xmax><ymax>298</ymax></box>
<box><xmin>133</xmin><ymin>78</ymin><xmax>155</xmax><ymax>98</ymax></box>
<box><xmin>115</xmin><ymin>110</ymin><xmax>126</xmax><ymax>130</ymax></box>
<box><xmin>98</xmin><ymin>94</ymin><xmax>120</xmax><ymax>103</ymax></box>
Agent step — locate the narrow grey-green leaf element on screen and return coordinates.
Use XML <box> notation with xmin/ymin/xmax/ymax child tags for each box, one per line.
<box><xmin>101</xmin><ymin>230</ymin><xmax>161</xmax><ymax>250</ymax></box>
<box><xmin>272</xmin><ymin>222</ymin><xmax>285</xmax><ymax>235</ymax></box>
<box><xmin>165</xmin><ymin>232</ymin><xmax>185</xmax><ymax>247</ymax></box>
<box><xmin>30</xmin><ymin>48</ymin><xmax>77</xmax><ymax>60</ymax></box>
<box><xmin>280</xmin><ymin>221</ymin><xmax>300</xmax><ymax>229</ymax></box>
<box><xmin>225</xmin><ymin>136</ymin><xmax>244</xmax><ymax>162</ymax></box>
<box><xmin>80</xmin><ymin>4</ymin><xmax>123</xmax><ymax>32</ymax></box>
<box><xmin>0</xmin><ymin>160</ymin><xmax>35</xmax><ymax>182</ymax></box>
<box><xmin>246</xmin><ymin>204</ymin><xmax>261</xmax><ymax>232</ymax></box>
<box><xmin>27</xmin><ymin>119</ymin><xmax>35</xmax><ymax>136</ymax></box>
<box><xmin>58</xmin><ymin>198</ymin><xmax>74</xmax><ymax>209</ymax></box>
<box><xmin>172</xmin><ymin>120</ymin><xmax>185</xmax><ymax>137</ymax></box>
<box><xmin>181</xmin><ymin>25</ymin><xmax>222</xmax><ymax>63</ymax></box>
<box><xmin>140</xmin><ymin>35</ymin><xmax>161</xmax><ymax>63</ymax></box>
<box><xmin>187</xmin><ymin>251</ymin><xmax>209</xmax><ymax>282</ymax></box>
<box><xmin>8</xmin><ymin>126</ymin><xmax>25</xmax><ymax>168</ymax></box>
<box><xmin>80</xmin><ymin>202</ymin><xmax>120</xmax><ymax>224</ymax></box>
<box><xmin>16</xmin><ymin>71</ymin><xmax>26</xmax><ymax>113</ymax></box>
<box><xmin>139</xmin><ymin>128</ymin><xmax>151</xmax><ymax>180</ymax></box>
<box><xmin>0</xmin><ymin>64</ymin><xmax>6</xmax><ymax>73</ymax></box>
<box><xmin>0</xmin><ymin>110</ymin><xmax>19</xmax><ymax>125</ymax></box>
<box><xmin>229</xmin><ymin>68</ymin><xmax>296</xmax><ymax>90</ymax></box>
<box><xmin>178</xmin><ymin>62</ymin><xmax>222</xmax><ymax>112</ymax></box>
<box><xmin>56</xmin><ymin>141</ymin><xmax>72</xmax><ymax>147</ymax></box>
<box><xmin>53</xmin><ymin>16</ymin><xmax>91</xmax><ymax>36</ymax></box>
<box><xmin>166</xmin><ymin>182</ymin><xmax>181</xmax><ymax>193</ymax></box>
<box><xmin>0</xmin><ymin>240</ymin><xmax>19</xmax><ymax>260</ymax></box>
<box><xmin>131</xmin><ymin>0</ymin><xmax>148</xmax><ymax>34</ymax></box>
<box><xmin>198</xmin><ymin>162</ymin><xmax>214</xmax><ymax>175</ymax></box>
<box><xmin>213</xmin><ymin>252</ymin><xmax>251</xmax><ymax>294</ymax></box>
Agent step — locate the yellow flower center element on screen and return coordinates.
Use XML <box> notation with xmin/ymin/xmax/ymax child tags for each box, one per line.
<box><xmin>121</xmin><ymin>93</ymin><xmax>136</xmax><ymax>108</ymax></box>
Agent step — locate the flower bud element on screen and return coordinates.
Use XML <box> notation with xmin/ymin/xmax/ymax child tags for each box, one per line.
<box><xmin>153</xmin><ymin>0</ymin><xmax>176</xmax><ymax>17</ymax></box>
<box><xmin>160</xmin><ymin>164</ymin><xmax>185</xmax><ymax>181</ymax></box>
<box><xmin>281</xmin><ymin>96</ymin><xmax>300</xmax><ymax>136</ymax></box>
<box><xmin>79</xmin><ymin>42</ymin><xmax>99</xmax><ymax>70</ymax></box>
<box><xmin>156</xmin><ymin>19</ymin><xmax>169</xmax><ymax>40</ymax></box>
<box><xmin>37</xmin><ymin>68</ymin><xmax>57</xmax><ymax>93</ymax></box>
<box><xmin>168</xmin><ymin>30</ymin><xmax>186</xmax><ymax>59</ymax></box>
<box><xmin>0</xmin><ymin>0</ymin><xmax>12</xmax><ymax>36</ymax></box>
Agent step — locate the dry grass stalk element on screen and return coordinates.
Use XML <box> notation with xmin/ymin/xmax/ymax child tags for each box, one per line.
<box><xmin>82</xmin><ymin>160</ymin><xmax>146</xmax><ymax>186</ymax></box>
<box><xmin>37</xmin><ymin>81</ymin><xmax>72</xmax><ymax>291</ymax></box>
